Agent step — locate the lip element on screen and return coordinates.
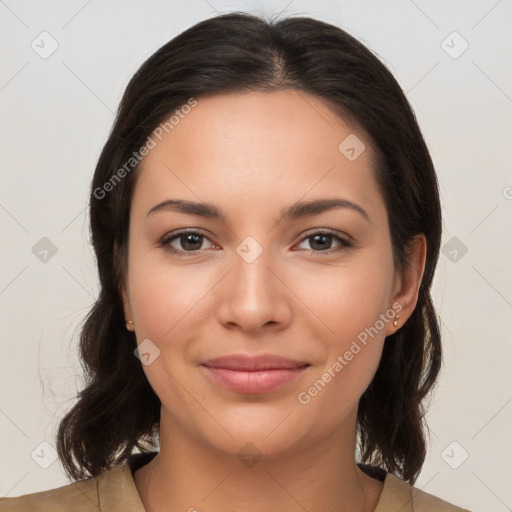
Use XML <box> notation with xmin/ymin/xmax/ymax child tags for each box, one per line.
<box><xmin>201</xmin><ymin>354</ymin><xmax>310</xmax><ymax>394</ymax></box>
<box><xmin>202</xmin><ymin>354</ymin><xmax>309</xmax><ymax>371</ymax></box>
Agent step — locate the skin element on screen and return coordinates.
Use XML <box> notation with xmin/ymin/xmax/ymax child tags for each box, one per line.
<box><xmin>121</xmin><ymin>89</ymin><xmax>426</xmax><ymax>512</ymax></box>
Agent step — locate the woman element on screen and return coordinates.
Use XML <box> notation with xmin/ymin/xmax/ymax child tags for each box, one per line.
<box><xmin>1</xmin><ymin>12</ymin><xmax>471</xmax><ymax>512</ymax></box>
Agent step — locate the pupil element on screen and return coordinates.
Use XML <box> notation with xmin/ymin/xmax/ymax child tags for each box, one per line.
<box><xmin>312</xmin><ymin>234</ymin><xmax>330</xmax><ymax>250</ymax></box>
<box><xmin>183</xmin><ymin>234</ymin><xmax>201</xmax><ymax>250</ymax></box>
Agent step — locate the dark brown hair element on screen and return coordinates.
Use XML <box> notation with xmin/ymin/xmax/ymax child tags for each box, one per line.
<box><xmin>57</xmin><ymin>11</ymin><xmax>442</xmax><ymax>485</ymax></box>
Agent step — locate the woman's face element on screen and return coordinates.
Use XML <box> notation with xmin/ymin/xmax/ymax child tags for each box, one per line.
<box><xmin>122</xmin><ymin>89</ymin><xmax>423</xmax><ymax>458</ymax></box>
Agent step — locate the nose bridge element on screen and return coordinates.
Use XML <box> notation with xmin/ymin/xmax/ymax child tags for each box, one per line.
<box><xmin>215</xmin><ymin>234</ymin><xmax>290</xmax><ymax>330</ymax></box>
<box><xmin>232</xmin><ymin>235</ymin><xmax>277</xmax><ymax>305</ymax></box>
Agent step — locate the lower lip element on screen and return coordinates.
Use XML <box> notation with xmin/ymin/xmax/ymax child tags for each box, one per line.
<box><xmin>202</xmin><ymin>366</ymin><xmax>308</xmax><ymax>394</ymax></box>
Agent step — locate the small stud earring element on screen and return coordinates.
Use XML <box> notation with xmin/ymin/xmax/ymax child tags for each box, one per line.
<box><xmin>126</xmin><ymin>320</ymin><xmax>135</xmax><ymax>332</ymax></box>
<box><xmin>393</xmin><ymin>315</ymin><xmax>400</xmax><ymax>328</ymax></box>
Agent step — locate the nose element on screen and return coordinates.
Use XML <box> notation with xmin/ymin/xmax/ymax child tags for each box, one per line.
<box><xmin>215</xmin><ymin>245</ymin><xmax>292</xmax><ymax>334</ymax></box>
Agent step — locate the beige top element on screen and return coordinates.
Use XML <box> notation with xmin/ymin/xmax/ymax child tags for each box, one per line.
<box><xmin>0</xmin><ymin>452</ymin><xmax>471</xmax><ymax>511</ymax></box>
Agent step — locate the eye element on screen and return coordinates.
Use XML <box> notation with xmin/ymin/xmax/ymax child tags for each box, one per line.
<box><xmin>158</xmin><ymin>230</ymin><xmax>216</xmax><ymax>255</ymax></box>
<box><xmin>158</xmin><ymin>228</ymin><xmax>353</xmax><ymax>257</ymax></box>
<box><xmin>296</xmin><ymin>229</ymin><xmax>352</xmax><ymax>254</ymax></box>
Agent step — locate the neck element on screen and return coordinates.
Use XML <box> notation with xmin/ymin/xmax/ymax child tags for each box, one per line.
<box><xmin>134</xmin><ymin>407</ymin><xmax>383</xmax><ymax>512</ymax></box>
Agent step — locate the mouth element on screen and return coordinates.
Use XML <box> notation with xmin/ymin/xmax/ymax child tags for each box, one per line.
<box><xmin>201</xmin><ymin>354</ymin><xmax>310</xmax><ymax>394</ymax></box>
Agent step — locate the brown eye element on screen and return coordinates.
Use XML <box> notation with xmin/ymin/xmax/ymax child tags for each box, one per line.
<box><xmin>296</xmin><ymin>230</ymin><xmax>352</xmax><ymax>254</ymax></box>
<box><xmin>159</xmin><ymin>230</ymin><xmax>216</xmax><ymax>255</ymax></box>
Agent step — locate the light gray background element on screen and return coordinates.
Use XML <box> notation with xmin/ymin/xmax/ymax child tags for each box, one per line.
<box><xmin>1</xmin><ymin>1</ymin><xmax>511</xmax><ymax>510</ymax></box>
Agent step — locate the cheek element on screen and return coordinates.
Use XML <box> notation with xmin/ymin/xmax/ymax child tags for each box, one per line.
<box><xmin>128</xmin><ymin>248</ymin><xmax>215</xmax><ymax>340</ymax></box>
<box><xmin>299</xmin><ymin>249</ymin><xmax>395</xmax><ymax>343</ymax></box>
<box><xmin>295</xmin><ymin>251</ymin><xmax>393</xmax><ymax>410</ymax></box>
<box><xmin>126</xmin><ymin>254</ymin><xmax>208</xmax><ymax>402</ymax></box>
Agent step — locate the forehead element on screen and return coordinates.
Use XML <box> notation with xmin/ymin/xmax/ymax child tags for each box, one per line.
<box><xmin>132</xmin><ymin>90</ymin><xmax>384</xmax><ymax>223</ymax></box>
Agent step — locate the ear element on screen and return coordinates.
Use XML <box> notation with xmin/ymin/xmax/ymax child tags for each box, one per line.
<box><xmin>386</xmin><ymin>234</ymin><xmax>427</xmax><ymax>335</ymax></box>
<box><xmin>114</xmin><ymin>240</ymin><xmax>133</xmax><ymax>322</ymax></box>
<box><xmin>120</xmin><ymin>280</ymin><xmax>133</xmax><ymax>322</ymax></box>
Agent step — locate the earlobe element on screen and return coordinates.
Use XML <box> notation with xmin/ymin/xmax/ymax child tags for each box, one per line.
<box><xmin>121</xmin><ymin>284</ymin><xmax>136</xmax><ymax>331</ymax></box>
<box><xmin>388</xmin><ymin>234</ymin><xmax>427</xmax><ymax>334</ymax></box>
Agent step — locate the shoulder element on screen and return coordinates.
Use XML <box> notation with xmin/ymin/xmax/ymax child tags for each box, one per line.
<box><xmin>0</xmin><ymin>464</ymin><xmax>134</xmax><ymax>512</ymax></box>
<box><xmin>0</xmin><ymin>475</ymin><xmax>99</xmax><ymax>512</ymax></box>
<box><xmin>378</xmin><ymin>472</ymin><xmax>472</xmax><ymax>512</ymax></box>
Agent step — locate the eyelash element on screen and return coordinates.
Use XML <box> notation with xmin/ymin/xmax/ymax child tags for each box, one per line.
<box><xmin>157</xmin><ymin>229</ymin><xmax>353</xmax><ymax>257</ymax></box>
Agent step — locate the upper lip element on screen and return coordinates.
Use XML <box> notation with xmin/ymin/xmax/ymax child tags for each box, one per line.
<box><xmin>202</xmin><ymin>354</ymin><xmax>310</xmax><ymax>371</ymax></box>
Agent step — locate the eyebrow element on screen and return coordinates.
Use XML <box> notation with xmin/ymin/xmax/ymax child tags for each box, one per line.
<box><xmin>146</xmin><ymin>198</ymin><xmax>370</xmax><ymax>223</ymax></box>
